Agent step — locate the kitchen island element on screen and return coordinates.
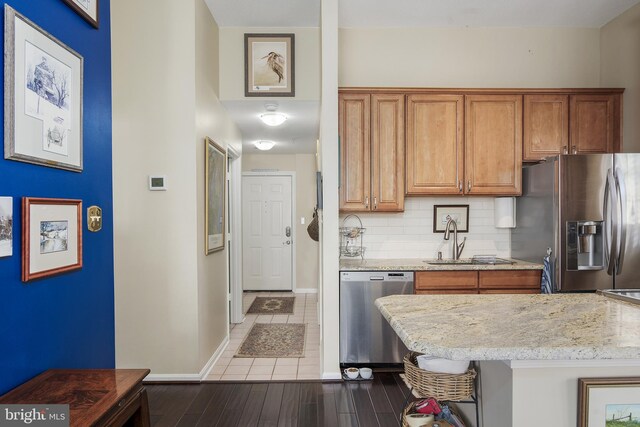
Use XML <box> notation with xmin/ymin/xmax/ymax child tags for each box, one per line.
<box><xmin>376</xmin><ymin>293</ymin><xmax>640</xmax><ymax>427</ymax></box>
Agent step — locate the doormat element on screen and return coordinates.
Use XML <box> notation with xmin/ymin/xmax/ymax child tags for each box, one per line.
<box><xmin>246</xmin><ymin>296</ymin><xmax>295</xmax><ymax>315</ymax></box>
<box><xmin>235</xmin><ymin>323</ymin><xmax>306</xmax><ymax>358</ymax></box>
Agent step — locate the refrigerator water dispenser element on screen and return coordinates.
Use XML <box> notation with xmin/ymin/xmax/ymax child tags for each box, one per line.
<box><xmin>567</xmin><ymin>221</ymin><xmax>604</xmax><ymax>270</ymax></box>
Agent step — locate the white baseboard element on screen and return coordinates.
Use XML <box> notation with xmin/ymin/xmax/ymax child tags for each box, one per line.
<box><xmin>200</xmin><ymin>336</ymin><xmax>230</xmax><ymax>379</ymax></box>
<box><xmin>295</xmin><ymin>288</ymin><xmax>318</xmax><ymax>294</ymax></box>
<box><xmin>144</xmin><ymin>373</ymin><xmax>202</xmax><ymax>382</ymax></box>
<box><xmin>144</xmin><ymin>336</ymin><xmax>230</xmax><ymax>382</ymax></box>
<box><xmin>322</xmin><ymin>371</ymin><xmax>342</xmax><ymax>380</ymax></box>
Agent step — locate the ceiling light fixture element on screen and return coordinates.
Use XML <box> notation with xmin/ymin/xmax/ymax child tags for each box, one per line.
<box><xmin>259</xmin><ymin>103</ymin><xmax>287</xmax><ymax>126</ymax></box>
<box><xmin>254</xmin><ymin>140</ymin><xmax>275</xmax><ymax>151</ymax></box>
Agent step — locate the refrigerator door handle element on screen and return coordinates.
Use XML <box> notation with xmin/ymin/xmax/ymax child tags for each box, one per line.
<box><xmin>604</xmin><ymin>168</ymin><xmax>618</xmax><ymax>276</ymax></box>
<box><xmin>614</xmin><ymin>167</ymin><xmax>627</xmax><ymax>275</ymax></box>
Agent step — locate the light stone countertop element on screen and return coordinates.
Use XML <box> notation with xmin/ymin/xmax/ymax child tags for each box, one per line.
<box><xmin>375</xmin><ymin>293</ymin><xmax>640</xmax><ymax>361</ymax></box>
<box><xmin>339</xmin><ymin>258</ymin><xmax>543</xmax><ymax>271</ymax></box>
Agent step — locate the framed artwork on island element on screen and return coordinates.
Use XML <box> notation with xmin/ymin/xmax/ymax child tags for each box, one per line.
<box><xmin>0</xmin><ymin>197</ymin><xmax>13</xmax><ymax>257</ymax></box>
<box><xmin>244</xmin><ymin>33</ymin><xmax>295</xmax><ymax>97</ymax></box>
<box><xmin>433</xmin><ymin>205</ymin><xmax>470</xmax><ymax>233</ymax></box>
<box><xmin>578</xmin><ymin>377</ymin><xmax>640</xmax><ymax>427</ymax></box>
<box><xmin>22</xmin><ymin>197</ymin><xmax>82</xmax><ymax>282</ymax></box>
<box><xmin>205</xmin><ymin>138</ymin><xmax>226</xmax><ymax>254</ymax></box>
<box><xmin>62</xmin><ymin>0</ymin><xmax>99</xmax><ymax>29</ymax></box>
<box><xmin>4</xmin><ymin>5</ymin><xmax>84</xmax><ymax>172</ymax></box>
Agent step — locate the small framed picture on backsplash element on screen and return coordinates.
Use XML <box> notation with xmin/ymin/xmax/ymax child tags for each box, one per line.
<box><xmin>433</xmin><ymin>205</ymin><xmax>469</xmax><ymax>233</ymax></box>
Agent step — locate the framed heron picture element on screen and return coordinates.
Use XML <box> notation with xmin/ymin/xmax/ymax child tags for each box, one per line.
<box><xmin>244</xmin><ymin>33</ymin><xmax>295</xmax><ymax>97</ymax></box>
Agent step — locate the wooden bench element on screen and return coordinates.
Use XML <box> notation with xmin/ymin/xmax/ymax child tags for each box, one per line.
<box><xmin>0</xmin><ymin>369</ymin><xmax>150</xmax><ymax>427</ymax></box>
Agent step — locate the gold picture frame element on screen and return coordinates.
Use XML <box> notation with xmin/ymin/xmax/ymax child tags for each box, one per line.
<box><xmin>205</xmin><ymin>137</ymin><xmax>226</xmax><ymax>254</ymax></box>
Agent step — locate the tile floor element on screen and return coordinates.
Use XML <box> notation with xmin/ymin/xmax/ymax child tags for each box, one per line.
<box><xmin>205</xmin><ymin>292</ymin><xmax>321</xmax><ymax>381</ymax></box>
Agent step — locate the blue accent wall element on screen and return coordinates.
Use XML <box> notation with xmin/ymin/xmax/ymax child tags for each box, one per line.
<box><xmin>0</xmin><ymin>0</ymin><xmax>113</xmax><ymax>394</ymax></box>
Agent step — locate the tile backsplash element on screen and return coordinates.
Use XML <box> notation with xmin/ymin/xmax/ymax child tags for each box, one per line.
<box><xmin>340</xmin><ymin>197</ymin><xmax>510</xmax><ymax>259</ymax></box>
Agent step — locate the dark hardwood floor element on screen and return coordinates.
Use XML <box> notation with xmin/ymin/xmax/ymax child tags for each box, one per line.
<box><xmin>146</xmin><ymin>373</ymin><xmax>415</xmax><ymax>427</ymax></box>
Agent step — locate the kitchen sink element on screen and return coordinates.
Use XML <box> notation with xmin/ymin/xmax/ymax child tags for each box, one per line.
<box><xmin>425</xmin><ymin>259</ymin><xmax>475</xmax><ymax>265</ymax></box>
<box><xmin>599</xmin><ymin>289</ymin><xmax>640</xmax><ymax>306</ymax></box>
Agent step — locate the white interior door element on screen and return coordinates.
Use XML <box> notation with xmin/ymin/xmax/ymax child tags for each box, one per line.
<box><xmin>242</xmin><ymin>174</ymin><xmax>293</xmax><ymax>291</ymax></box>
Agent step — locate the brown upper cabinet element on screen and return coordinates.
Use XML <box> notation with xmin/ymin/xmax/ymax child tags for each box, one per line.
<box><xmin>340</xmin><ymin>88</ymin><xmax>623</xmax><ymax>201</ymax></box>
<box><xmin>570</xmin><ymin>94</ymin><xmax>617</xmax><ymax>155</ymax></box>
<box><xmin>523</xmin><ymin>92</ymin><xmax>622</xmax><ymax>162</ymax></box>
<box><xmin>406</xmin><ymin>93</ymin><xmax>522</xmax><ymax>196</ymax></box>
<box><xmin>406</xmin><ymin>94</ymin><xmax>464</xmax><ymax>195</ymax></box>
<box><xmin>465</xmin><ymin>95</ymin><xmax>522</xmax><ymax>195</ymax></box>
<box><xmin>523</xmin><ymin>95</ymin><xmax>569</xmax><ymax>161</ymax></box>
<box><xmin>339</xmin><ymin>93</ymin><xmax>405</xmax><ymax>212</ymax></box>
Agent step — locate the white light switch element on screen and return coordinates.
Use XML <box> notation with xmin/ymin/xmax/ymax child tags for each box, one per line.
<box><xmin>301</xmin><ymin>217</ymin><xmax>305</xmax><ymax>225</ymax></box>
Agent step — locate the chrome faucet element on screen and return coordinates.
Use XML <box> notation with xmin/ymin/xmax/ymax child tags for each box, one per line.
<box><xmin>443</xmin><ymin>216</ymin><xmax>466</xmax><ymax>260</ymax></box>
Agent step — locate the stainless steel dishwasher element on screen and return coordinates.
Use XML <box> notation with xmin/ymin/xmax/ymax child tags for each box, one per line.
<box><xmin>340</xmin><ymin>271</ymin><xmax>414</xmax><ymax>366</ymax></box>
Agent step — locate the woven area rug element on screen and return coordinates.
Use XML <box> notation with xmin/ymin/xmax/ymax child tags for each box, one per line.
<box><xmin>235</xmin><ymin>323</ymin><xmax>306</xmax><ymax>358</ymax></box>
<box><xmin>246</xmin><ymin>296</ymin><xmax>295</xmax><ymax>315</ymax></box>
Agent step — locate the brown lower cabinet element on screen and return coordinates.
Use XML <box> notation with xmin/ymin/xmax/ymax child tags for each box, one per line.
<box><xmin>415</xmin><ymin>270</ymin><xmax>541</xmax><ymax>294</ymax></box>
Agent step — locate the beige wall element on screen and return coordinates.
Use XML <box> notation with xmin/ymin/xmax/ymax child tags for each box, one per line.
<box><xmin>113</xmin><ymin>0</ymin><xmax>241</xmax><ymax>376</ymax></box>
<box><xmin>219</xmin><ymin>27</ymin><xmax>321</xmax><ymax>101</ymax></box>
<box><xmin>242</xmin><ymin>154</ymin><xmax>319</xmax><ymax>290</ymax></box>
<box><xmin>601</xmin><ymin>3</ymin><xmax>640</xmax><ymax>152</ymax></box>
<box><xmin>339</xmin><ymin>27</ymin><xmax>601</xmax><ymax>87</ymax></box>
<box><xmin>320</xmin><ymin>0</ymin><xmax>341</xmax><ymax>379</ymax></box>
<box><xmin>194</xmin><ymin>0</ymin><xmax>243</xmax><ymax>371</ymax></box>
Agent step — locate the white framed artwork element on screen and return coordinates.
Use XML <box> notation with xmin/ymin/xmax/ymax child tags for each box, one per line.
<box><xmin>4</xmin><ymin>5</ymin><xmax>84</xmax><ymax>172</ymax></box>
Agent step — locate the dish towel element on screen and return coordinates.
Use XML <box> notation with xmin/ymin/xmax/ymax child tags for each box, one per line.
<box><xmin>541</xmin><ymin>253</ymin><xmax>553</xmax><ymax>294</ymax></box>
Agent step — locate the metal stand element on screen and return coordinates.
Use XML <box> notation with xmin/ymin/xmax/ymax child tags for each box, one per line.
<box><xmin>400</xmin><ymin>361</ymin><xmax>481</xmax><ymax>427</ymax></box>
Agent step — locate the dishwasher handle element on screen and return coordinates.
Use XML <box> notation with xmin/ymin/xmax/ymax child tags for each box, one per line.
<box><xmin>340</xmin><ymin>271</ymin><xmax>414</xmax><ymax>282</ymax></box>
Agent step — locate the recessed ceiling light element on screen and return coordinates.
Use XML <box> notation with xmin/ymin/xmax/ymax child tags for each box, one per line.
<box><xmin>259</xmin><ymin>102</ymin><xmax>287</xmax><ymax>126</ymax></box>
<box><xmin>254</xmin><ymin>140</ymin><xmax>275</xmax><ymax>151</ymax></box>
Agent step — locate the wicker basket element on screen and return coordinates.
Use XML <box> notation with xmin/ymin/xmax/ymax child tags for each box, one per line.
<box><xmin>307</xmin><ymin>208</ymin><xmax>319</xmax><ymax>241</ymax></box>
<box><xmin>403</xmin><ymin>352</ymin><xmax>476</xmax><ymax>401</ymax></box>
<box><xmin>401</xmin><ymin>401</ymin><xmax>418</xmax><ymax>427</ymax></box>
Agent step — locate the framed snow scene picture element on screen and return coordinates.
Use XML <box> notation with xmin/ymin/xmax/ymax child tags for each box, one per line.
<box><xmin>4</xmin><ymin>5</ymin><xmax>84</xmax><ymax>172</ymax></box>
<box><xmin>22</xmin><ymin>197</ymin><xmax>83</xmax><ymax>282</ymax></box>
<box><xmin>244</xmin><ymin>33</ymin><xmax>294</xmax><ymax>97</ymax></box>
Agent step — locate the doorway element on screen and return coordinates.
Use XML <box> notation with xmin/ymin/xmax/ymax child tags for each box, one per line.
<box><xmin>227</xmin><ymin>147</ymin><xmax>243</xmax><ymax>324</ymax></box>
<box><xmin>242</xmin><ymin>172</ymin><xmax>296</xmax><ymax>291</ymax></box>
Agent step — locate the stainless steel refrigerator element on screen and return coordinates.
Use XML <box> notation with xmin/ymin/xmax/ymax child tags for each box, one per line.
<box><xmin>512</xmin><ymin>154</ymin><xmax>640</xmax><ymax>292</ymax></box>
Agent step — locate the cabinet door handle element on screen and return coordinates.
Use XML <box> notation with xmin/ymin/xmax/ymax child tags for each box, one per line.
<box><xmin>365</xmin><ymin>196</ymin><xmax>369</xmax><ymax>209</ymax></box>
<box><xmin>374</xmin><ymin>197</ymin><xmax>378</xmax><ymax>210</ymax></box>
<box><xmin>459</xmin><ymin>181</ymin><xmax>463</xmax><ymax>192</ymax></box>
<box><xmin>572</xmin><ymin>146</ymin><xmax>577</xmax><ymax>155</ymax></box>
<box><xmin>563</xmin><ymin>145</ymin><xmax>568</xmax><ymax>154</ymax></box>
<box><xmin>467</xmin><ymin>180</ymin><xmax>472</xmax><ymax>192</ymax></box>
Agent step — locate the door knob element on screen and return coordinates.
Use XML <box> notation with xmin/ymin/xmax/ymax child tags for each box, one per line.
<box><xmin>285</xmin><ymin>226</ymin><xmax>291</xmax><ymax>237</ymax></box>
<box><xmin>284</xmin><ymin>240</ymin><xmax>291</xmax><ymax>245</ymax></box>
